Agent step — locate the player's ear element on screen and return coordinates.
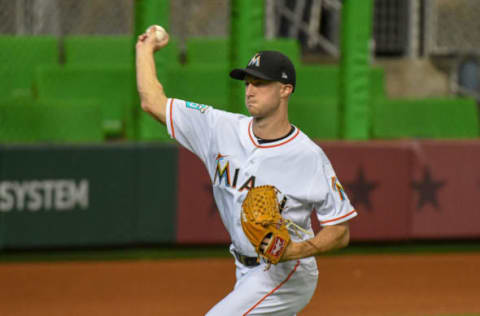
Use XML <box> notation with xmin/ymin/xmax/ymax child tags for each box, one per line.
<box><xmin>280</xmin><ymin>84</ymin><xmax>293</xmax><ymax>98</ymax></box>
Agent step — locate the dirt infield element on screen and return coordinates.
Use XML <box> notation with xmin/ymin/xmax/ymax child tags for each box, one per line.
<box><xmin>0</xmin><ymin>253</ymin><xmax>479</xmax><ymax>316</ymax></box>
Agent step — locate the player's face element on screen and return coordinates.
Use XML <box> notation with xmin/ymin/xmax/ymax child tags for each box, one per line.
<box><xmin>244</xmin><ymin>76</ymin><xmax>284</xmax><ymax>118</ymax></box>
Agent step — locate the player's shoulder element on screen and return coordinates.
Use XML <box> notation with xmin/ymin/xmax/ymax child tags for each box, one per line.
<box><xmin>207</xmin><ymin>106</ymin><xmax>250</xmax><ymax>129</ymax></box>
<box><xmin>295</xmin><ymin>128</ymin><xmax>329</xmax><ymax>158</ymax></box>
<box><xmin>172</xmin><ymin>98</ymin><xmax>247</xmax><ymax>121</ymax></box>
<box><xmin>212</xmin><ymin>107</ymin><xmax>248</xmax><ymax>121</ymax></box>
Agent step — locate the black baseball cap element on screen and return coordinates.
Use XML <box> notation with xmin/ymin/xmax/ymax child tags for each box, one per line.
<box><xmin>230</xmin><ymin>50</ymin><xmax>296</xmax><ymax>92</ymax></box>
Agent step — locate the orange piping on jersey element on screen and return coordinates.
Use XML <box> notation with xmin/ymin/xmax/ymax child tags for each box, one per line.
<box><xmin>320</xmin><ymin>209</ymin><xmax>357</xmax><ymax>225</ymax></box>
<box><xmin>243</xmin><ymin>260</ymin><xmax>300</xmax><ymax>316</ymax></box>
<box><xmin>247</xmin><ymin>120</ymin><xmax>300</xmax><ymax>149</ymax></box>
<box><xmin>169</xmin><ymin>98</ymin><xmax>175</xmax><ymax>139</ymax></box>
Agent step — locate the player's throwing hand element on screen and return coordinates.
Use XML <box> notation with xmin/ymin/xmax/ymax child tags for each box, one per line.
<box><xmin>136</xmin><ymin>25</ymin><xmax>169</xmax><ymax>53</ymax></box>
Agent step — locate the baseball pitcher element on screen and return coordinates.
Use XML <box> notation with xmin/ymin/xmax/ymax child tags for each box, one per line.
<box><xmin>136</xmin><ymin>26</ymin><xmax>357</xmax><ymax>316</ymax></box>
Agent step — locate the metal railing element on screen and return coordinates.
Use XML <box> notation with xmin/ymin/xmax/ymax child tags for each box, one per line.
<box><xmin>265</xmin><ymin>0</ymin><xmax>342</xmax><ymax>57</ymax></box>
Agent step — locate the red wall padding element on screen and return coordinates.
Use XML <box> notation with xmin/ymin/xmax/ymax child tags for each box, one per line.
<box><xmin>176</xmin><ymin>140</ymin><xmax>480</xmax><ymax>243</ymax></box>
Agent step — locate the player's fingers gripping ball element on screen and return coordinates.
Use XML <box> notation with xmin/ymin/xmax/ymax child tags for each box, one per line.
<box><xmin>145</xmin><ymin>25</ymin><xmax>169</xmax><ymax>49</ymax></box>
<box><xmin>241</xmin><ymin>185</ymin><xmax>291</xmax><ymax>265</ymax></box>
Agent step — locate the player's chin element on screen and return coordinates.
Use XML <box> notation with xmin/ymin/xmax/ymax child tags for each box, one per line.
<box><xmin>246</xmin><ymin>104</ymin><xmax>259</xmax><ymax>116</ymax></box>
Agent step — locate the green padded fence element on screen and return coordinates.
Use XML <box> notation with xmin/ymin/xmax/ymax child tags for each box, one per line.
<box><xmin>166</xmin><ymin>65</ymin><xmax>230</xmax><ymax>111</ymax></box>
<box><xmin>35</xmin><ymin>65</ymin><xmax>134</xmax><ymax>137</ymax></box>
<box><xmin>288</xmin><ymin>66</ymin><xmax>384</xmax><ymax>140</ymax></box>
<box><xmin>370</xmin><ymin>67</ymin><xmax>386</xmax><ymax>99</ymax></box>
<box><xmin>64</xmin><ymin>35</ymin><xmax>133</xmax><ymax>65</ymax></box>
<box><xmin>295</xmin><ymin>65</ymin><xmax>339</xmax><ymax>99</ymax></box>
<box><xmin>0</xmin><ymin>97</ymin><xmax>103</xmax><ymax>144</ymax></box>
<box><xmin>0</xmin><ymin>36</ymin><xmax>58</xmax><ymax>98</ymax></box>
<box><xmin>259</xmin><ymin>39</ymin><xmax>302</xmax><ymax>68</ymax></box>
<box><xmin>339</xmin><ymin>0</ymin><xmax>374</xmax><ymax>140</ymax></box>
<box><xmin>289</xmin><ymin>97</ymin><xmax>339</xmax><ymax>139</ymax></box>
<box><xmin>229</xmin><ymin>0</ymin><xmax>264</xmax><ymax>114</ymax></box>
<box><xmin>185</xmin><ymin>37</ymin><xmax>229</xmax><ymax>65</ymax></box>
<box><xmin>184</xmin><ymin>37</ymin><xmax>301</xmax><ymax>67</ymax></box>
<box><xmin>136</xmin><ymin>114</ymin><xmax>172</xmax><ymax>142</ymax></box>
<box><xmin>295</xmin><ymin>65</ymin><xmax>385</xmax><ymax>99</ymax></box>
<box><xmin>372</xmin><ymin>97</ymin><xmax>480</xmax><ymax>139</ymax></box>
<box><xmin>62</xmin><ymin>34</ymin><xmax>180</xmax><ymax>141</ymax></box>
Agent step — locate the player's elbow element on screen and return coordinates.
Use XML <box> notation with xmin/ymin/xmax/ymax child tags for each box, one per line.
<box><xmin>339</xmin><ymin>229</ymin><xmax>350</xmax><ymax>249</ymax></box>
<box><xmin>140</xmin><ymin>100</ymin><xmax>157</xmax><ymax>118</ymax></box>
<box><xmin>141</xmin><ymin>100</ymin><xmax>153</xmax><ymax>113</ymax></box>
<box><xmin>139</xmin><ymin>84</ymin><xmax>166</xmax><ymax>114</ymax></box>
<box><xmin>140</xmin><ymin>96</ymin><xmax>167</xmax><ymax>124</ymax></box>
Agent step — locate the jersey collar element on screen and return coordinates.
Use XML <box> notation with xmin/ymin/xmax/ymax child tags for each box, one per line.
<box><xmin>247</xmin><ymin>120</ymin><xmax>300</xmax><ymax>149</ymax></box>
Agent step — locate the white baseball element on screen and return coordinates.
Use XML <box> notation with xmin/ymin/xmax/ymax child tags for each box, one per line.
<box><xmin>147</xmin><ymin>25</ymin><xmax>167</xmax><ymax>42</ymax></box>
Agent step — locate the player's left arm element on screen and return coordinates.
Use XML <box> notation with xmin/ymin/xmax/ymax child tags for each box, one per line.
<box><xmin>278</xmin><ymin>158</ymin><xmax>355</xmax><ymax>261</ymax></box>
<box><xmin>280</xmin><ymin>222</ymin><xmax>350</xmax><ymax>261</ymax></box>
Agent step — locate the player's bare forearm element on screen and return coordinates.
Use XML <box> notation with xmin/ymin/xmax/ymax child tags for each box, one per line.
<box><xmin>136</xmin><ymin>48</ymin><xmax>167</xmax><ymax>123</ymax></box>
<box><xmin>282</xmin><ymin>222</ymin><xmax>350</xmax><ymax>261</ymax></box>
<box><xmin>135</xmin><ymin>28</ymin><xmax>169</xmax><ymax>124</ymax></box>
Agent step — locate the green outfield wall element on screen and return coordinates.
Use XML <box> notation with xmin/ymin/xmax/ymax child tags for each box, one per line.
<box><xmin>0</xmin><ymin>144</ymin><xmax>177</xmax><ymax>249</ymax></box>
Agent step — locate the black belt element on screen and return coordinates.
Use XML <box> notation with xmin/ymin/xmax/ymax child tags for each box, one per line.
<box><xmin>233</xmin><ymin>250</ymin><xmax>260</xmax><ymax>267</ymax></box>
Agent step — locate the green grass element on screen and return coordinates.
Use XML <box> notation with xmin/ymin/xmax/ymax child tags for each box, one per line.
<box><xmin>0</xmin><ymin>240</ymin><xmax>479</xmax><ymax>264</ymax></box>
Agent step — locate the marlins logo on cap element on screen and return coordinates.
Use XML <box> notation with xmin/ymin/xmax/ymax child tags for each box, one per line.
<box><xmin>248</xmin><ymin>54</ymin><xmax>261</xmax><ymax>67</ymax></box>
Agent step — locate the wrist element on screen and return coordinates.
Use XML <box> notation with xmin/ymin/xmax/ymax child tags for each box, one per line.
<box><xmin>136</xmin><ymin>43</ymin><xmax>156</xmax><ymax>55</ymax></box>
<box><xmin>282</xmin><ymin>241</ymin><xmax>301</xmax><ymax>261</ymax></box>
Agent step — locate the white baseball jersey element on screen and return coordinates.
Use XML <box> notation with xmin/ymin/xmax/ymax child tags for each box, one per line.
<box><xmin>165</xmin><ymin>97</ymin><xmax>357</xmax><ymax>315</ymax></box>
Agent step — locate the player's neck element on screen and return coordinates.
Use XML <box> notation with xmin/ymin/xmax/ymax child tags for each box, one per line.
<box><xmin>252</xmin><ymin>115</ymin><xmax>291</xmax><ymax>140</ymax></box>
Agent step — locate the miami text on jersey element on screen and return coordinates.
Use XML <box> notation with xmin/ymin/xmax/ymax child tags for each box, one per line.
<box><xmin>213</xmin><ymin>153</ymin><xmax>255</xmax><ymax>192</ymax></box>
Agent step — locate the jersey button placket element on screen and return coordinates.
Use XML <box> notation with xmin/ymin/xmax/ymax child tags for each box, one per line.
<box><xmin>242</xmin><ymin>148</ymin><xmax>252</xmax><ymax>174</ymax></box>
<box><xmin>245</xmin><ymin>152</ymin><xmax>259</xmax><ymax>177</ymax></box>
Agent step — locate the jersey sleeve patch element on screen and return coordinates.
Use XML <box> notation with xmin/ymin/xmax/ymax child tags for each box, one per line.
<box><xmin>331</xmin><ymin>176</ymin><xmax>346</xmax><ymax>201</ymax></box>
<box><xmin>185</xmin><ymin>101</ymin><xmax>210</xmax><ymax>113</ymax></box>
<box><xmin>311</xmin><ymin>158</ymin><xmax>357</xmax><ymax>226</ymax></box>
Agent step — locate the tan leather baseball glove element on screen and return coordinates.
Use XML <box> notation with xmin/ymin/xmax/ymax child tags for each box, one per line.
<box><xmin>241</xmin><ymin>185</ymin><xmax>291</xmax><ymax>265</ymax></box>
